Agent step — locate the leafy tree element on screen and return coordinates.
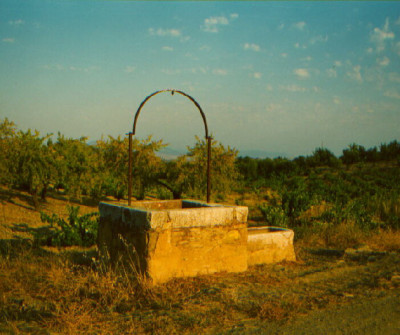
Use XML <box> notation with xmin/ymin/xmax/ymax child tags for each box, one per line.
<box><xmin>0</xmin><ymin>118</ymin><xmax>17</xmax><ymax>186</ymax></box>
<box><xmin>8</xmin><ymin>129</ymin><xmax>55</xmax><ymax>208</ymax></box>
<box><xmin>310</xmin><ymin>147</ymin><xmax>341</xmax><ymax>168</ymax></box>
<box><xmin>53</xmin><ymin>134</ymin><xmax>100</xmax><ymax>200</ymax></box>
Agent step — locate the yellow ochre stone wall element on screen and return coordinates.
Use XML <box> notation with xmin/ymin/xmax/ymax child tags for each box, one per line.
<box><xmin>98</xmin><ymin>200</ymin><xmax>249</xmax><ymax>285</ymax></box>
<box><xmin>98</xmin><ymin>201</ymin><xmax>296</xmax><ymax>285</ymax></box>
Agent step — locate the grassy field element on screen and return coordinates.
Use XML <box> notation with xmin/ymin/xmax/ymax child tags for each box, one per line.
<box><xmin>1</xmin><ymin>187</ymin><xmax>400</xmax><ymax>334</ymax></box>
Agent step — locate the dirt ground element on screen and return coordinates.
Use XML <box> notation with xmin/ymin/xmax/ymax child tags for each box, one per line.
<box><xmin>1</xmin><ymin>188</ymin><xmax>400</xmax><ymax>334</ymax></box>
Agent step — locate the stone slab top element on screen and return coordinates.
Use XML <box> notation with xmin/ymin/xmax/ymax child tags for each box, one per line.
<box><xmin>99</xmin><ymin>200</ymin><xmax>248</xmax><ymax>230</ymax></box>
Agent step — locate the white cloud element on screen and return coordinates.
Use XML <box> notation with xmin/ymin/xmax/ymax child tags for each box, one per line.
<box><xmin>334</xmin><ymin>60</ymin><xmax>342</xmax><ymax>67</ymax></box>
<box><xmin>125</xmin><ymin>66</ymin><xmax>136</xmax><ymax>73</ymax></box>
<box><xmin>243</xmin><ymin>43</ymin><xmax>260</xmax><ymax>52</ymax></box>
<box><xmin>280</xmin><ymin>84</ymin><xmax>307</xmax><ymax>92</ymax></box>
<box><xmin>162</xmin><ymin>69</ymin><xmax>181</xmax><ymax>75</ymax></box>
<box><xmin>395</xmin><ymin>42</ymin><xmax>400</xmax><ymax>56</ymax></box>
<box><xmin>327</xmin><ymin>68</ymin><xmax>337</xmax><ymax>78</ymax></box>
<box><xmin>333</xmin><ymin>97</ymin><xmax>341</xmax><ymax>105</ymax></box>
<box><xmin>212</xmin><ymin>68</ymin><xmax>227</xmax><ymax>76</ymax></box>
<box><xmin>384</xmin><ymin>90</ymin><xmax>400</xmax><ymax>99</ymax></box>
<box><xmin>162</xmin><ymin>46</ymin><xmax>173</xmax><ymax>52</ymax></box>
<box><xmin>294</xmin><ymin>68</ymin><xmax>310</xmax><ymax>79</ymax></box>
<box><xmin>310</xmin><ymin>35</ymin><xmax>328</xmax><ymax>45</ymax></box>
<box><xmin>253</xmin><ymin>72</ymin><xmax>262</xmax><ymax>79</ymax></box>
<box><xmin>388</xmin><ymin>72</ymin><xmax>400</xmax><ymax>83</ymax></box>
<box><xmin>149</xmin><ymin>28</ymin><xmax>181</xmax><ymax>37</ymax></box>
<box><xmin>201</xmin><ymin>14</ymin><xmax>238</xmax><ymax>33</ymax></box>
<box><xmin>281</xmin><ymin>53</ymin><xmax>288</xmax><ymax>58</ymax></box>
<box><xmin>266</xmin><ymin>103</ymin><xmax>284</xmax><ymax>113</ymax></box>
<box><xmin>8</xmin><ymin>19</ymin><xmax>24</xmax><ymax>25</ymax></box>
<box><xmin>294</xmin><ymin>42</ymin><xmax>306</xmax><ymax>49</ymax></box>
<box><xmin>2</xmin><ymin>38</ymin><xmax>15</xmax><ymax>43</ymax></box>
<box><xmin>347</xmin><ymin>65</ymin><xmax>363</xmax><ymax>83</ymax></box>
<box><xmin>266</xmin><ymin>84</ymin><xmax>273</xmax><ymax>91</ymax></box>
<box><xmin>370</xmin><ymin>18</ymin><xmax>395</xmax><ymax>52</ymax></box>
<box><xmin>377</xmin><ymin>56</ymin><xmax>390</xmax><ymax>66</ymax></box>
<box><xmin>43</xmin><ymin>64</ymin><xmax>99</xmax><ymax>73</ymax></box>
<box><xmin>293</xmin><ymin>21</ymin><xmax>306</xmax><ymax>31</ymax></box>
<box><xmin>395</xmin><ymin>16</ymin><xmax>400</xmax><ymax>25</ymax></box>
<box><xmin>199</xmin><ymin>45</ymin><xmax>211</xmax><ymax>51</ymax></box>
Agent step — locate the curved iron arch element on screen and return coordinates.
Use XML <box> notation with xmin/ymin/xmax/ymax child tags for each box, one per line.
<box><xmin>128</xmin><ymin>89</ymin><xmax>212</xmax><ymax>204</ymax></box>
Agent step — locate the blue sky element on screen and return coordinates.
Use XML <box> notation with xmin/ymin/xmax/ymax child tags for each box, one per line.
<box><xmin>1</xmin><ymin>1</ymin><xmax>400</xmax><ymax>157</ymax></box>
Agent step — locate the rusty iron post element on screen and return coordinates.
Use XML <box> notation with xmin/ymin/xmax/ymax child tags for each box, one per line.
<box><xmin>207</xmin><ymin>136</ymin><xmax>212</xmax><ymax>203</ymax></box>
<box><xmin>131</xmin><ymin>89</ymin><xmax>211</xmax><ymax>203</ymax></box>
<box><xmin>128</xmin><ymin>132</ymin><xmax>133</xmax><ymax>206</ymax></box>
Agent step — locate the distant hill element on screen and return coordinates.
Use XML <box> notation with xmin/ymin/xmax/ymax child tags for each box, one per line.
<box><xmin>238</xmin><ymin>149</ymin><xmax>287</xmax><ymax>159</ymax></box>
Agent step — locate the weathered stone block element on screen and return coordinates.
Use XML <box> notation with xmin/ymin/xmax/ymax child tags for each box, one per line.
<box><xmin>247</xmin><ymin>227</ymin><xmax>296</xmax><ymax>266</ymax></box>
<box><xmin>98</xmin><ymin>200</ymin><xmax>248</xmax><ymax>285</ymax></box>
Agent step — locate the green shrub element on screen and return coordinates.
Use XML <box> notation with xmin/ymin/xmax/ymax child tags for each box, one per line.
<box><xmin>40</xmin><ymin>206</ymin><xmax>98</xmax><ymax>247</ymax></box>
<box><xmin>259</xmin><ymin>203</ymin><xmax>288</xmax><ymax>227</ymax></box>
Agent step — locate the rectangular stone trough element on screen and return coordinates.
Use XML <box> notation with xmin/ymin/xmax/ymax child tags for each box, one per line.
<box><xmin>247</xmin><ymin>227</ymin><xmax>296</xmax><ymax>266</ymax></box>
<box><xmin>98</xmin><ymin>200</ymin><xmax>296</xmax><ymax>285</ymax></box>
<box><xmin>98</xmin><ymin>200</ymin><xmax>249</xmax><ymax>285</ymax></box>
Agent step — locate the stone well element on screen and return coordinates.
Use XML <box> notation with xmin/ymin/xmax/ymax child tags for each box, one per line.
<box><xmin>98</xmin><ymin>200</ymin><xmax>295</xmax><ymax>285</ymax></box>
<box><xmin>98</xmin><ymin>200</ymin><xmax>249</xmax><ymax>285</ymax></box>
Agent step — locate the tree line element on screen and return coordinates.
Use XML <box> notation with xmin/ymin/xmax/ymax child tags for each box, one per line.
<box><xmin>236</xmin><ymin>142</ymin><xmax>400</xmax><ymax>182</ymax></box>
<box><xmin>0</xmin><ymin>118</ymin><xmax>238</xmax><ymax>208</ymax></box>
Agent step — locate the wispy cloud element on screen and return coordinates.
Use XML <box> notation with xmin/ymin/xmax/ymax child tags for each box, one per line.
<box><xmin>149</xmin><ymin>28</ymin><xmax>181</xmax><ymax>37</ymax></box>
<box><xmin>43</xmin><ymin>64</ymin><xmax>99</xmax><ymax>73</ymax></box>
<box><xmin>334</xmin><ymin>60</ymin><xmax>342</xmax><ymax>67</ymax></box>
<box><xmin>377</xmin><ymin>56</ymin><xmax>390</xmax><ymax>66</ymax></box>
<box><xmin>333</xmin><ymin>97</ymin><xmax>341</xmax><ymax>105</ymax></box>
<box><xmin>201</xmin><ymin>14</ymin><xmax>238</xmax><ymax>33</ymax></box>
<box><xmin>162</xmin><ymin>46</ymin><xmax>173</xmax><ymax>52</ymax></box>
<box><xmin>370</xmin><ymin>18</ymin><xmax>395</xmax><ymax>52</ymax></box>
<box><xmin>294</xmin><ymin>42</ymin><xmax>307</xmax><ymax>49</ymax></box>
<box><xmin>125</xmin><ymin>66</ymin><xmax>136</xmax><ymax>73</ymax></box>
<box><xmin>309</xmin><ymin>35</ymin><xmax>328</xmax><ymax>45</ymax></box>
<box><xmin>326</xmin><ymin>68</ymin><xmax>337</xmax><ymax>78</ymax></box>
<box><xmin>253</xmin><ymin>72</ymin><xmax>262</xmax><ymax>79</ymax></box>
<box><xmin>2</xmin><ymin>38</ymin><xmax>15</xmax><ymax>43</ymax></box>
<box><xmin>162</xmin><ymin>68</ymin><xmax>181</xmax><ymax>75</ymax></box>
<box><xmin>294</xmin><ymin>68</ymin><xmax>310</xmax><ymax>79</ymax></box>
<box><xmin>8</xmin><ymin>19</ymin><xmax>24</xmax><ymax>26</ymax></box>
<box><xmin>243</xmin><ymin>43</ymin><xmax>260</xmax><ymax>52</ymax></box>
<box><xmin>346</xmin><ymin>65</ymin><xmax>363</xmax><ymax>83</ymax></box>
<box><xmin>395</xmin><ymin>42</ymin><xmax>400</xmax><ymax>56</ymax></box>
<box><xmin>280</xmin><ymin>84</ymin><xmax>307</xmax><ymax>92</ymax></box>
<box><xmin>384</xmin><ymin>89</ymin><xmax>400</xmax><ymax>99</ymax></box>
<box><xmin>212</xmin><ymin>68</ymin><xmax>227</xmax><ymax>76</ymax></box>
<box><xmin>293</xmin><ymin>21</ymin><xmax>306</xmax><ymax>31</ymax></box>
<box><xmin>388</xmin><ymin>72</ymin><xmax>400</xmax><ymax>83</ymax></box>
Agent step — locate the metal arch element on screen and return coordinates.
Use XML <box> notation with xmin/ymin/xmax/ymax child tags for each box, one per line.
<box><xmin>132</xmin><ymin>89</ymin><xmax>208</xmax><ymax>139</ymax></box>
<box><xmin>128</xmin><ymin>89</ymin><xmax>212</xmax><ymax>205</ymax></box>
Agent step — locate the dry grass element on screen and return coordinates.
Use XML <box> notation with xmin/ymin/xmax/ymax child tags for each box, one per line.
<box><xmin>1</xmin><ymin>188</ymin><xmax>400</xmax><ymax>333</ymax></box>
